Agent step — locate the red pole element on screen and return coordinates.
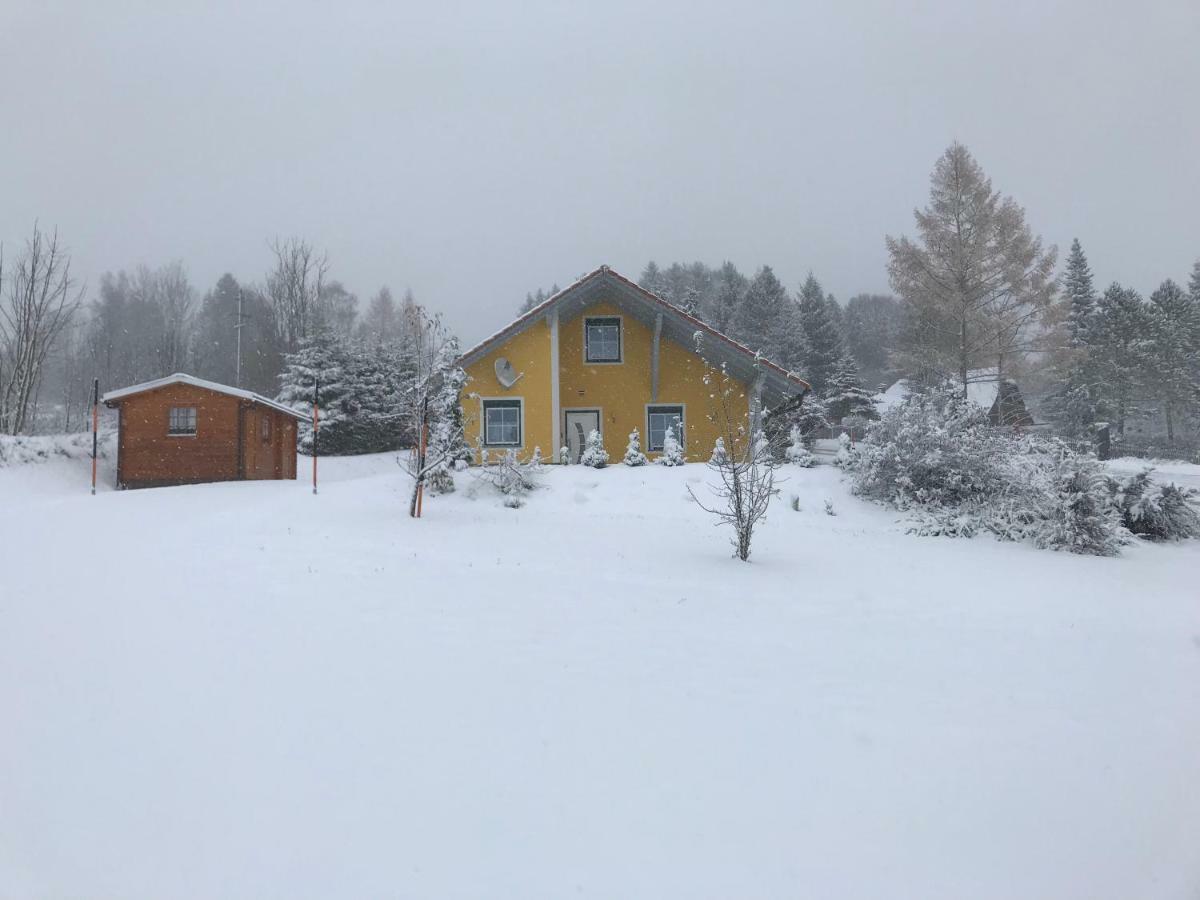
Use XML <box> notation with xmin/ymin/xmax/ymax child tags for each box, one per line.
<box><xmin>91</xmin><ymin>378</ymin><xmax>99</xmax><ymax>495</ymax></box>
<box><xmin>312</xmin><ymin>377</ymin><xmax>319</xmax><ymax>495</ymax></box>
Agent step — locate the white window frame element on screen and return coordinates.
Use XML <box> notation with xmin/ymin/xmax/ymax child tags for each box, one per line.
<box><xmin>645</xmin><ymin>403</ymin><xmax>685</xmax><ymax>452</ymax></box>
<box><xmin>480</xmin><ymin>397</ymin><xmax>524</xmax><ymax>449</ymax></box>
<box><xmin>583</xmin><ymin>315</ymin><xmax>623</xmax><ymax>364</ymax></box>
<box><xmin>168</xmin><ymin>406</ymin><xmax>197</xmax><ymax>437</ymax></box>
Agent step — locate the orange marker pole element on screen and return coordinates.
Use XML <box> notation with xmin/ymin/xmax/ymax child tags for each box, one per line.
<box><xmin>90</xmin><ymin>378</ymin><xmax>99</xmax><ymax>495</ymax></box>
<box><xmin>312</xmin><ymin>377</ymin><xmax>319</xmax><ymax>495</ymax></box>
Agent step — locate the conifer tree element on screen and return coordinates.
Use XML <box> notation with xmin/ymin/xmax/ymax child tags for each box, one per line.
<box><xmin>1063</xmin><ymin>239</ymin><xmax>1097</xmax><ymax>345</ymax></box>
<box><xmin>1090</xmin><ymin>283</ymin><xmax>1156</xmax><ymax>435</ymax></box>
<box><xmin>1147</xmin><ymin>279</ymin><xmax>1200</xmax><ymax>443</ymax></box>
<box><xmin>796</xmin><ymin>273</ymin><xmax>845</xmax><ymax>393</ymax></box>
<box><xmin>729</xmin><ymin>266</ymin><xmax>789</xmax><ymax>363</ymax></box>
<box><xmin>580</xmin><ymin>429</ymin><xmax>609</xmax><ymax>468</ymax></box>
<box><xmin>623</xmin><ymin>428</ymin><xmax>648</xmax><ymax>466</ymax></box>
<box><xmin>657</xmin><ymin>419</ymin><xmax>685</xmax><ymax>466</ymax></box>
<box><xmin>824</xmin><ymin>353</ymin><xmax>878</xmax><ymax>422</ymax></box>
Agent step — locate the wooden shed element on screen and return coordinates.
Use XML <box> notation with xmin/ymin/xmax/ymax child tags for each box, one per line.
<box><xmin>102</xmin><ymin>373</ymin><xmax>303</xmax><ymax>489</ymax></box>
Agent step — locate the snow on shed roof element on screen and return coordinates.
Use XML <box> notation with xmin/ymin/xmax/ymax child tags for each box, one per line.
<box><xmin>102</xmin><ymin>373</ymin><xmax>306</xmax><ymax>420</ymax></box>
<box><xmin>876</xmin><ymin>369</ymin><xmax>1006</xmax><ymax>413</ymax></box>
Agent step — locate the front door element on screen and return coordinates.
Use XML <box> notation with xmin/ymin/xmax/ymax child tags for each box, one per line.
<box><xmin>564</xmin><ymin>410</ymin><xmax>601</xmax><ymax>463</ymax></box>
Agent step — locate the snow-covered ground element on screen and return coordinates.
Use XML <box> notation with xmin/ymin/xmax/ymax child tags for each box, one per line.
<box><xmin>3</xmin><ymin>450</ymin><xmax>1200</xmax><ymax>899</ymax></box>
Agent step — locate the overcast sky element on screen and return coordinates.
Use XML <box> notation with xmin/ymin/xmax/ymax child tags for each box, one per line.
<box><xmin>3</xmin><ymin>0</ymin><xmax>1198</xmax><ymax>343</ymax></box>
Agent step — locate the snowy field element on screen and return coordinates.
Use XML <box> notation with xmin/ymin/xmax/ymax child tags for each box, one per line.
<box><xmin>3</xmin><ymin>449</ymin><xmax>1200</xmax><ymax>899</ymax></box>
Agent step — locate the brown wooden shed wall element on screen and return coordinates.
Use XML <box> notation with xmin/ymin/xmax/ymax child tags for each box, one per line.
<box><xmin>111</xmin><ymin>383</ymin><xmax>297</xmax><ymax>488</ymax></box>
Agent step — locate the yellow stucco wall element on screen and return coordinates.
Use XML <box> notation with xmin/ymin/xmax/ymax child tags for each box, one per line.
<box><xmin>462</xmin><ymin>298</ymin><xmax>753</xmax><ymax>463</ymax></box>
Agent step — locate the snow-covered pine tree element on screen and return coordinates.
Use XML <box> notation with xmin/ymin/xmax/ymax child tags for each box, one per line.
<box><xmin>277</xmin><ymin>331</ymin><xmax>350</xmax><ymax>453</ymax></box>
<box><xmin>710</xmin><ymin>261</ymin><xmax>747</xmax><ymax>335</ymax></box>
<box><xmin>1064</xmin><ymin>238</ymin><xmax>1098</xmax><ymax>345</ymax></box>
<box><xmin>623</xmin><ymin>428</ymin><xmax>648</xmax><ymax>466</ymax></box>
<box><xmin>796</xmin><ymin>274</ymin><xmax>845</xmax><ymax>394</ymax></box>
<box><xmin>425</xmin><ymin>337</ymin><xmax>470</xmax><ymax>494</ymax></box>
<box><xmin>784</xmin><ymin>425</ymin><xmax>815</xmax><ymax>467</ymax></box>
<box><xmin>709</xmin><ymin>436</ymin><xmax>728</xmax><ymax>464</ymax></box>
<box><xmin>729</xmin><ymin>266</ymin><xmax>789</xmax><ymax>364</ymax></box>
<box><xmin>580</xmin><ymin>429</ymin><xmax>609</xmax><ymax>468</ymax></box>
<box><xmin>823</xmin><ymin>353</ymin><xmax>878</xmax><ymax>422</ymax></box>
<box><xmin>657</xmin><ymin>418</ymin><xmax>685</xmax><ymax>466</ymax></box>
<box><xmin>1090</xmin><ymin>283</ymin><xmax>1156</xmax><ymax>435</ymax></box>
<box><xmin>1147</xmin><ymin>279</ymin><xmax>1200</xmax><ymax>443</ymax></box>
<box><xmin>1044</xmin><ymin>239</ymin><xmax>1101</xmax><ymax>437</ymax></box>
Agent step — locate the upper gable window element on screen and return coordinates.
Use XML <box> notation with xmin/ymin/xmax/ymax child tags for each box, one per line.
<box><xmin>584</xmin><ymin>317</ymin><xmax>622</xmax><ymax>363</ymax></box>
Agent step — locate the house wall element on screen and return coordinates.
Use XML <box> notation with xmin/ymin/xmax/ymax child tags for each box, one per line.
<box><xmin>461</xmin><ymin>297</ymin><xmax>753</xmax><ymax>463</ymax></box>
<box><xmin>113</xmin><ymin>383</ymin><xmax>298</xmax><ymax>487</ymax></box>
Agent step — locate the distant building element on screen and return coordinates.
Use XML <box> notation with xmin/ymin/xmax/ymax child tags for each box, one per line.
<box><xmin>102</xmin><ymin>373</ymin><xmax>303</xmax><ymax>488</ymax></box>
<box><xmin>877</xmin><ymin>369</ymin><xmax>1035</xmax><ymax>427</ymax></box>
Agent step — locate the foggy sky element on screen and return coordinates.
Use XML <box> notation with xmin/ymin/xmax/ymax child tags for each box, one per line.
<box><xmin>3</xmin><ymin>0</ymin><xmax>1198</xmax><ymax>344</ymax></box>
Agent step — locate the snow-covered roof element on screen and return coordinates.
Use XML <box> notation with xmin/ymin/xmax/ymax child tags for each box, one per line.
<box><xmin>876</xmin><ymin>369</ymin><xmax>1008</xmax><ymax>413</ymax></box>
<box><xmin>458</xmin><ymin>265</ymin><xmax>811</xmax><ymax>396</ymax></box>
<box><xmin>102</xmin><ymin>373</ymin><xmax>306</xmax><ymax>420</ymax></box>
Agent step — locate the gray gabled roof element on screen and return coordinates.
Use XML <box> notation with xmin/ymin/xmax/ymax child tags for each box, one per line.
<box><xmin>102</xmin><ymin>373</ymin><xmax>307</xmax><ymax>420</ymax></box>
<box><xmin>459</xmin><ymin>265</ymin><xmax>810</xmax><ymax>406</ymax></box>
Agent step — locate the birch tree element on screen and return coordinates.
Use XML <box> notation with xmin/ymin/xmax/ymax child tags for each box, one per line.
<box><xmin>0</xmin><ymin>225</ymin><xmax>82</xmax><ymax>434</ymax></box>
<box><xmin>266</xmin><ymin>237</ymin><xmax>329</xmax><ymax>352</ymax></box>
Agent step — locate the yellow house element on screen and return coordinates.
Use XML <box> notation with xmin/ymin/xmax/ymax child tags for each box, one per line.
<box><xmin>457</xmin><ymin>265</ymin><xmax>810</xmax><ymax>463</ymax></box>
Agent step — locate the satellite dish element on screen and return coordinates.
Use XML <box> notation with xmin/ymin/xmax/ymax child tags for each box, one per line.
<box><xmin>494</xmin><ymin>356</ymin><xmax>522</xmax><ymax>388</ymax></box>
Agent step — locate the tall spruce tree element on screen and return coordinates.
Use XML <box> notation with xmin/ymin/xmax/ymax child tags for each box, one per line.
<box><xmin>795</xmin><ymin>273</ymin><xmax>845</xmax><ymax>394</ymax></box>
<box><xmin>729</xmin><ymin>266</ymin><xmax>791</xmax><ymax>363</ymax></box>
<box><xmin>1147</xmin><ymin>279</ymin><xmax>1200</xmax><ymax>442</ymax></box>
<box><xmin>1063</xmin><ymin>239</ymin><xmax>1097</xmax><ymax>345</ymax></box>
<box><xmin>1090</xmin><ymin>283</ymin><xmax>1155</xmax><ymax>435</ymax></box>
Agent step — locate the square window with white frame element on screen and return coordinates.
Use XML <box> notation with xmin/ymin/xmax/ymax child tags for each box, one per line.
<box><xmin>482</xmin><ymin>399</ymin><xmax>522</xmax><ymax>447</ymax></box>
<box><xmin>584</xmin><ymin>317</ymin><xmax>622</xmax><ymax>363</ymax></box>
<box><xmin>647</xmin><ymin>405</ymin><xmax>684</xmax><ymax>452</ymax></box>
<box><xmin>168</xmin><ymin>406</ymin><xmax>197</xmax><ymax>436</ymax></box>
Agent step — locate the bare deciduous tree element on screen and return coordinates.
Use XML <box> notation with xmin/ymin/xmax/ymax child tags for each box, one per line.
<box><xmin>687</xmin><ymin>345</ymin><xmax>791</xmax><ymax>561</ymax></box>
<box><xmin>266</xmin><ymin>237</ymin><xmax>329</xmax><ymax>352</ymax></box>
<box><xmin>0</xmin><ymin>224</ymin><xmax>82</xmax><ymax>434</ymax></box>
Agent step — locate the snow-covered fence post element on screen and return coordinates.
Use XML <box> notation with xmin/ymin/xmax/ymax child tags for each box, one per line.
<box><xmin>90</xmin><ymin>377</ymin><xmax>99</xmax><ymax>495</ymax></box>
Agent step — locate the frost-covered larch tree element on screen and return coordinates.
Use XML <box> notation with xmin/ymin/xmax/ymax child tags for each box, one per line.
<box><xmin>887</xmin><ymin>143</ymin><xmax>1057</xmax><ymax>395</ymax></box>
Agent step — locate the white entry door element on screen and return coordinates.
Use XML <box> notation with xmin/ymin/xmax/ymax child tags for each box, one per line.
<box><xmin>564</xmin><ymin>410</ymin><xmax>601</xmax><ymax>462</ymax></box>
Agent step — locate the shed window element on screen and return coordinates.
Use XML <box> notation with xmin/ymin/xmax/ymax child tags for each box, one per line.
<box><xmin>168</xmin><ymin>406</ymin><xmax>197</xmax><ymax>436</ymax></box>
<box><xmin>585</xmin><ymin>317</ymin><xmax>622</xmax><ymax>363</ymax></box>
<box><xmin>261</xmin><ymin>416</ymin><xmax>272</xmax><ymax>442</ymax></box>
<box><xmin>483</xmin><ymin>399</ymin><xmax>522</xmax><ymax>447</ymax></box>
<box><xmin>647</xmin><ymin>405</ymin><xmax>684</xmax><ymax>452</ymax></box>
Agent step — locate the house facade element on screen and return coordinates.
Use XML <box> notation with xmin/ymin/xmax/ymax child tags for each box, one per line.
<box><xmin>457</xmin><ymin>266</ymin><xmax>809</xmax><ymax>463</ymax></box>
<box><xmin>102</xmin><ymin>373</ymin><xmax>303</xmax><ymax>488</ymax></box>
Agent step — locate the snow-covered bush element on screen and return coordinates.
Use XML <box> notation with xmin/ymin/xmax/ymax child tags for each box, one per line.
<box><xmin>710</xmin><ymin>437</ymin><xmax>728</xmax><ymax>465</ymax></box>
<box><xmin>833</xmin><ymin>432</ymin><xmax>854</xmax><ymax>468</ymax></box>
<box><xmin>580</xmin><ymin>429</ymin><xmax>609</xmax><ymax>468</ymax></box>
<box><xmin>658</xmin><ymin>422</ymin><xmax>685</xmax><ymax>466</ymax></box>
<box><xmin>784</xmin><ymin>426</ymin><xmax>815</xmax><ymax>467</ymax></box>
<box><xmin>1029</xmin><ymin>455</ymin><xmax>1127</xmax><ymax>555</ymax></box>
<box><xmin>1108</xmin><ymin>469</ymin><xmax>1200</xmax><ymax>541</ymax></box>
<box><xmin>846</xmin><ymin>388</ymin><xmax>1133</xmax><ymax>555</ymax></box>
<box><xmin>558</xmin><ymin>445</ymin><xmax>570</xmax><ymax>465</ymax></box>
<box><xmin>478</xmin><ymin>448</ymin><xmax>541</xmax><ymax>508</ymax></box>
<box><xmin>623</xmin><ymin>429</ymin><xmax>648</xmax><ymax>466</ymax></box>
